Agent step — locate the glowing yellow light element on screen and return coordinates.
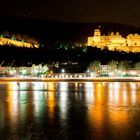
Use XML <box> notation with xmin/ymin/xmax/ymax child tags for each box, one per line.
<box><xmin>87</xmin><ymin>29</ymin><xmax>140</xmax><ymax>53</ymax></box>
<box><xmin>0</xmin><ymin>37</ymin><xmax>39</xmax><ymax>48</ymax></box>
<box><xmin>7</xmin><ymin>82</ymin><xmax>19</xmax><ymax>125</ymax></box>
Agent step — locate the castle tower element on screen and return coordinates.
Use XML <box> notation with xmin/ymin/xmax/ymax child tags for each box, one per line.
<box><xmin>94</xmin><ymin>29</ymin><xmax>101</xmax><ymax>36</ymax></box>
<box><xmin>93</xmin><ymin>29</ymin><xmax>101</xmax><ymax>46</ymax></box>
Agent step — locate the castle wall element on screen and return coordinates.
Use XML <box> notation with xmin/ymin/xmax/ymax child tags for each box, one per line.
<box><xmin>87</xmin><ymin>29</ymin><xmax>140</xmax><ymax>52</ymax></box>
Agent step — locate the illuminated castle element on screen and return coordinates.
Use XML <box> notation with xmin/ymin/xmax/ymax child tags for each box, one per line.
<box><xmin>0</xmin><ymin>37</ymin><xmax>39</xmax><ymax>48</ymax></box>
<box><xmin>88</xmin><ymin>29</ymin><xmax>140</xmax><ymax>53</ymax></box>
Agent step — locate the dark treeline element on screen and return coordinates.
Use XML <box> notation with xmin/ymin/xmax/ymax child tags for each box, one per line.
<box><xmin>0</xmin><ymin>45</ymin><xmax>140</xmax><ymax>69</ymax></box>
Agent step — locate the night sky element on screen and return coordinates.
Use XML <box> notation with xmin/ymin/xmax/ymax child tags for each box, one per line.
<box><xmin>1</xmin><ymin>0</ymin><xmax>140</xmax><ymax>27</ymax></box>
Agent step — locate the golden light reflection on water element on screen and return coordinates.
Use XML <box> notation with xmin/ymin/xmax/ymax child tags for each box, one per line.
<box><xmin>7</xmin><ymin>82</ymin><xmax>19</xmax><ymax>127</ymax></box>
<box><xmin>86</xmin><ymin>82</ymin><xmax>140</xmax><ymax>138</ymax></box>
<box><xmin>47</xmin><ymin>82</ymin><xmax>56</xmax><ymax>119</ymax></box>
<box><xmin>87</xmin><ymin>83</ymin><xmax>105</xmax><ymax>127</ymax></box>
<box><xmin>1</xmin><ymin>81</ymin><xmax>140</xmax><ymax>139</ymax></box>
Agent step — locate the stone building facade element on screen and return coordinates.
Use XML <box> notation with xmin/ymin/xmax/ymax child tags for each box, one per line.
<box><xmin>88</xmin><ymin>29</ymin><xmax>140</xmax><ymax>52</ymax></box>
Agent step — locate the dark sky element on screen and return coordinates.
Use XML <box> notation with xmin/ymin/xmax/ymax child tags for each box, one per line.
<box><xmin>1</xmin><ymin>0</ymin><xmax>140</xmax><ymax>27</ymax></box>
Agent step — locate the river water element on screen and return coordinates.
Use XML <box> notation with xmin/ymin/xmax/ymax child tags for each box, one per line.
<box><xmin>0</xmin><ymin>81</ymin><xmax>140</xmax><ymax>140</ymax></box>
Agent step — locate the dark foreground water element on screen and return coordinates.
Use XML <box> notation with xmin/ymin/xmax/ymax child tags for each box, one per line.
<box><xmin>0</xmin><ymin>81</ymin><xmax>140</xmax><ymax>140</ymax></box>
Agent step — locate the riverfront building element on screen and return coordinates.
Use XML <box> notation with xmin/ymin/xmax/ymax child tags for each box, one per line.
<box><xmin>88</xmin><ymin>29</ymin><xmax>140</xmax><ymax>52</ymax></box>
<box><xmin>0</xmin><ymin>64</ymin><xmax>48</xmax><ymax>77</ymax></box>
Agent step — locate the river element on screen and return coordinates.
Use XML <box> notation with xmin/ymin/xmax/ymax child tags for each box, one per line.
<box><xmin>0</xmin><ymin>81</ymin><xmax>140</xmax><ymax>140</ymax></box>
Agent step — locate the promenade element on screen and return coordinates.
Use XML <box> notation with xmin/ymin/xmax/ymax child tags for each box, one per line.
<box><xmin>0</xmin><ymin>77</ymin><xmax>140</xmax><ymax>82</ymax></box>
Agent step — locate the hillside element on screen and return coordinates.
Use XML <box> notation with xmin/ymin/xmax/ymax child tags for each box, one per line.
<box><xmin>0</xmin><ymin>17</ymin><xmax>140</xmax><ymax>70</ymax></box>
<box><xmin>0</xmin><ymin>17</ymin><xmax>138</xmax><ymax>44</ymax></box>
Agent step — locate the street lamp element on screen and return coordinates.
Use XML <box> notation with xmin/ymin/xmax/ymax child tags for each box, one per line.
<box><xmin>61</xmin><ymin>69</ymin><xmax>65</xmax><ymax>73</ymax></box>
<box><xmin>61</xmin><ymin>69</ymin><xmax>65</xmax><ymax>78</ymax></box>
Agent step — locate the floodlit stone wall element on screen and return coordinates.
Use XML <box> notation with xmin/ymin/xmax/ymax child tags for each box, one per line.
<box><xmin>88</xmin><ymin>29</ymin><xmax>140</xmax><ymax>52</ymax></box>
<box><xmin>0</xmin><ymin>37</ymin><xmax>39</xmax><ymax>48</ymax></box>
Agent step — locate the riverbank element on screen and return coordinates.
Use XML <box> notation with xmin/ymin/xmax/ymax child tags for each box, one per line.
<box><xmin>0</xmin><ymin>77</ymin><xmax>140</xmax><ymax>82</ymax></box>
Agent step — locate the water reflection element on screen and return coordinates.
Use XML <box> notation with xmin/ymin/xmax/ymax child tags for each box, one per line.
<box><xmin>0</xmin><ymin>81</ymin><xmax>140</xmax><ymax>139</ymax></box>
<box><xmin>6</xmin><ymin>82</ymin><xmax>19</xmax><ymax>132</ymax></box>
<box><xmin>47</xmin><ymin>82</ymin><xmax>56</xmax><ymax>119</ymax></box>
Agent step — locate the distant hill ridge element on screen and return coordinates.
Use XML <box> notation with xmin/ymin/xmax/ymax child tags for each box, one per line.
<box><xmin>0</xmin><ymin>17</ymin><xmax>139</xmax><ymax>42</ymax></box>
